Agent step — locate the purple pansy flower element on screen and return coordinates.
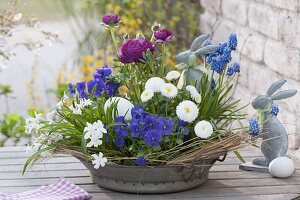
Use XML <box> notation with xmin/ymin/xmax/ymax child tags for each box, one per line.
<box><xmin>159</xmin><ymin>117</ymin><xmax>174</xmax><ymax>135</ymax></box>
<box><xmin>114</xmin><ymin>116</ymin><xmax>128</xmax><ymax>137</ymax></box>
<box><xmin>136</xmin><ymin>156</ymin><xmax>147</xmax><ymax>166</ymax></box>
<box><xmin>101</xmin><ymin>14</ymin><xmax>120</xmax><ymax>25</ymax></box>
<box><xmin>154</xmin><ymin>29</ymin><xmax>173</xmax><ymax>43</ymax></box>
<box><xmin>131</xmin><ymin>105</ymin><xmax>149</xmax><ymax>123</ymax></box>
<box><xmin>76</xmin><ymin>82</ymin><xmax>87</xmax><ymax>99</ymax></box>
<box><xmin>68</xmin><ymin>83</ymin><xmax>75</xmax><ymax>95</ymax></box>
<box><xmin>128</xmin><ymin>123</ymin><xmax>143</xmax><ymax>137</ymax></box>
<box><xmin>106</xmin><ymin>81</ymin><xmax>120</xmax><ymax>97</ymax></box>
<box><xmin>114</xmin><ymin>136</ymin><xmax>125</xmax><ymax>148</ymax></box>
<box><xmin>94</xmin><ymin>65</ymin><xmax>112</xmax><ymax>81</ymax></box>
<box><xmin>144</xmin><ymin>115</ymin><xmax>163</xmax><ymax>132</ymax></box>
<box><xmin>119</xmin><ymin>39</ymin><xmax>154</xmax><ymax>64</ymax></box>
<box><xmin>143</xmin><ymin>130</ymin><xmax>162</xmax><ymax>146</ymax></box>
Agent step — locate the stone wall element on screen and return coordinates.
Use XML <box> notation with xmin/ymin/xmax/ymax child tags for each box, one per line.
<box><xmin>199</xmin><ymin>0</ymin><xmax>300</xmax><ymax>155</ymax></box>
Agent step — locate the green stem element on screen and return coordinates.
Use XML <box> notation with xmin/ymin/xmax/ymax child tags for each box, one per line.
<box><xmin>110</xmin><ymin>29</ymin><xmax>118</xmax><ymax>53</ymax></box>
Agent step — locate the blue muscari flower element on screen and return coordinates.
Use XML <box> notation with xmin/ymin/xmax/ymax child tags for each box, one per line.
<box><xmin>249</xmin><ymin>118</ymin><xmax>260</xmax><ymax>136</ymax></box>
<box><xmin>114</xmin><ymin>116</ymin><xmax>128</xmax><ymax>137</ymax></box>
<box><xmin>68</xmin><ymin>83</ymin><xmax>75</xmax><ymax>95</ymax></box>
<box><xmin>76</xmin><ymin>82</ymin><xmax>87</xmax><ymax>99</ymax></box>
<box><xmin>114</xmin><ymin>136</ymin><xmax>125</xmax><ymax>148</ymax></box>
<box><xmin>221</xmin><ymin>47</ymin><xmax>232</xmax><ymax>62</ymax></box>
<box><xmin>228</xmin><ymin>33</ymin><xmax>237</xmax><ymax>50</ymax></box>
<box><xmin>136</xmin><ymin>156</ymin><xmax>147</xmax><ymax>166</ymax></box>
<box><xmin>143</xmin><ymin>130</ymin><xmax>163</xmax><ymax>146</ymax></box>
<box><xmin>232</xmin><ymin>62</ymin><xmax>240</xmax><ymax>73</ymax></box>
<box><xmin>158</xmin><ymin>117</ymin><xmax>174</xmax><ymax>135</ymax></box>
<box><xmin>94</xmin><ymin>65</ymin><xmax>112</xmax><ymax>81</ymax></box>
<box><xmin>226</xmin><ymin>66</ymin><xmax>234</xmax><ymax>76</ymax></box>
<box><xmin>128</xmin><ymin>122</ymin><xmax>143</xmax><ymax>137</ymax></box>
<box><xmin>271</xmin><ymin>104</ymin><xmax>279</xmax><ymax>116</ymax></box>
<box><xmin>210</xmin><ymin>57</ymin><xmax>226</xmax><ymax>74</ymax></box>
<box><xmin>210</xmin><ymin>79</ymin><xmax>216</xmax><ymax>90</ymax></box>
<box><xmin>106</xmin><ymin>81</ymin><xmax>120</xmax><ymax>97</ymax></box>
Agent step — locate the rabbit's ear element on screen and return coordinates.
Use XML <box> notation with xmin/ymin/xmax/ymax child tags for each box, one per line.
<box><xmin>266</xmin><ymin>79</ymin><xmax>286</xmax><ymax>96</ymax></box>
<box><xmin>194</xmin><ymin>45</ymin><xmax>219</xmax><ymax>57</ymax></box>
<box><xmin>271</xmin><ymin>90</ymin><xmax>297</xmax><ymax>100</ymax></box>
<box><xmin>190</xmin><ymin>34</ymin><xmax>210</xmax><ymax>51</ymax></box>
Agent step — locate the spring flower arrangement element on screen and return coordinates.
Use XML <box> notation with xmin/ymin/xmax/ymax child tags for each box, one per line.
<box><xmin>24</xmin><ymin>14</ymin><xmax>246</xmax><ymax>172</ymax></box>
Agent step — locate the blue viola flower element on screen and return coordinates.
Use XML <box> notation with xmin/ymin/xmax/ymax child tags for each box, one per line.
<box><xmin>136</xmin><ymin>156</ymin><xmax>147</xmax><ymax>166</ymax></box>
<box><xmin>159</xmin><ymin>117</ymin><xmax>174</xmax><ymax>135</ymax></box>
<box><xmin>143</xmin><ymin>130</ymin><xmax>163</xmax><ymax>146</ymax></box>
<box><xmin>87</xmin><ymin>79</ymin><xmax>106</xmax><ymax>97</ymax></box>
<box><xmin>128</xmin><ymin>123</ymin><xmax>143</xmax><ymax>137</ymax></box>
<box><xmin>68</xmin><ymin>83</ymin><xmax>75</xmax><ymax>95</ymax></box>
<box><xmin>106</xmin><ymin>81</ymin><xmax>120</xmax><ymax>97</ymax></box>
<box><xmin>76</xmin><ymin>82</ymin><xmax>87</xmax><ymax>99</ymax></box>
<box><xmin>114</xmin><ymin>116</ymin><xmax>128</xmax><ymax>137</ymax></box>
<box><xmin>144</xmin><ymin>115</ymin><xmax>163</xmax><ymax>132</ymax></box>
<box><xmin>176</xmin><ymin>120</ymin><xmax>188</xmax><ymax>131</ymax></box>
<box><xmin>210</xmin><ymin>79</ymin><xmax>216</xmax><ymax>90</ymax></box>
<box><xmin>181</xmin><ymin>128</ymin><xmax>190</xmax><ymax>135</ymax></box>
<box><xmin>228</xmin><ymin>33</ymin><xmax>237</xmax><ymax>50</ymax></box>
<box><xmin>114</xmin><ymin>136</ymin><xmax>125</xmax><ymax>148</ymax></box>
<box><xmin>249</xmin><ymin>118</ymin><xmax>260</xmax><ymax>136</ymax></box>
<box><xmin>87</xmin><ymin>80</ymin><xmax>97</xmax><ymax>94</ymax></box>
<box><xmin>131</xmin><ymin>106</ymin><xmax>149</xmax><ymax>123</ymax></box>
<box><xmin>104</xmin><ymin>132</ymin><xmax>109</xmax><ymax>143</ymax></box>
<box><xmin>94</xmin><ymin>65</ymin><xmax>112</xmax><ymax>81</ymax></box>
<box><xmin>271</xmin><ymin>104</ymin><xmax>279</xmax><ymax>116</ymax></box>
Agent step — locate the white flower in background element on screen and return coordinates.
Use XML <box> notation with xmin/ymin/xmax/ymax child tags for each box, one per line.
<box><xmin>176</xmin><ymin>100</ymin><xmax>199</xmax><ymax>122</ymax></box>
<box><xmin>160</xmin><ymin>83</ymin><xmax>178</xmax><ymax>98</ymax></box>
<box><xmin>194</xmin><ymin>120</ymin><xmax>214</xmax><ymax>139</ymax></box>
<box><xmin>25</xmin><ymin>112</ymin><xmax>43</xmax><ymax>135</ymax></box>
<box><xmin>12</xmin><ymin>13</ymin><xmax>23</xmax><ymax>22</ymax></box>
<box><xmin>145</xmin><ymin>77</ymin><xmax>166</xmax><ymax>92</ymax></box>
<box><xmin>46</xmin><ymin>110</ymin><xmax>57</xmax><ymax>124</ymax></box>
<box><xmin>25</xmin><ymin>143</ymin><xmax>41</xmax><ymax>155</ymax></box>
<box><xmin>80</xmin><ymin>99</ymin><xmax>93</xmax><ymax>107</ymax></box>
<box><xmin>166</xmin><ymin>70</ymin><xmax>181</xmax><ymax>81</ymax></box>
<box><xmin>104</xmin><ymin>97</ymin><xmax>134</xmax><ymax>120</ymax></box>
<box><xmin>141</xmin><ymin>89</ymin><xmax>154</xmax><ymax>102</ymax></box>
<box><xmin>186</xmin><ymin>85</ymin><xmax>202</xmax><ymax>104</ymax></box>
<box><xmin>91</xmin><ymin>152</ymin><xmax>108</xmax><ymax>169</ymax></box>
<box><xmin>84</xmin><ymin>120</ymin><xmax>107</xmax><ymax>147</ymax></box>
<box><xmin>41</xmin><ymin>149</ymin><xmax>52</xmax><ymax>158</ymax></box>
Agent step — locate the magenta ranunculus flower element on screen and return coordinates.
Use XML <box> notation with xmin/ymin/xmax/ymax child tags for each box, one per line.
<box><xmin>119</xmin><ymin>39</ymin><xmax>154</xmax><ymax>64</ymax></box>
<box><xmin>101</xmin><ymin>14</ymin><xmax>120</xmax><ymax>25</ymax></box>
<box><xmin>154</xmin><ymin>29</ymin><xmax>173</xmax><ymax>43</ymax></box>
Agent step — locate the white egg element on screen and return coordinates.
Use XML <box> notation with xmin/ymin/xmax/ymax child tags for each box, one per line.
<box><xmin>104</xmin><ymin>97</ymin><xmax>134</xmax><ymax>120</ymax></box>
<box><xmin>269</xmin><ymin>157</ymin><xmax>295</xmax><ymax>178</ymax></box>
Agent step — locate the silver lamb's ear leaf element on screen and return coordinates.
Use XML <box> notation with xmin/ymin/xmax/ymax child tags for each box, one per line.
<box><xmin>267</xmin><ymin>79</ymin><xmax>286</xmax><ymax>96</ymax></box>
<box><xmin>194</xmin><ymin>45</ymin><xmax>219</xmax><ymax>56</ymax></box>
<box><xmin>271</xmin><ymin>90</ymin><xmax>297</xmax><ymax>100</ymax></box>
<box><xmin>190</xmin><ymin>34</ymin><xmax>210</xmax><ymax>51</ymax></box>
<box><xmin>175</xmin><ymin>50</ymin><xmax>191</xmax><ymax>64</ymax></box>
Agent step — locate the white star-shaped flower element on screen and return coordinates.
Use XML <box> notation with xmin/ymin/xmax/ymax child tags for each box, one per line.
<box><xmin>91</xmin><ymin>152</ymin><xmax>108</xmax><ymax>169</ymax></box>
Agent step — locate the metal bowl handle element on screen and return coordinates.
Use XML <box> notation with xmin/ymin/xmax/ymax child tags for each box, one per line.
<box><xmin>217</xmin><ymin>153</ymin><xmax>227</xmax><ymax>162</ymax></box>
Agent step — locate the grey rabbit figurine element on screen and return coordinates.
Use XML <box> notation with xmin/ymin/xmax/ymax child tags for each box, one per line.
<box><xmin>251</xmin><ymin>79</ymin><xmax>297</xmax><ymax>166</ymax></box>
<box><xmin>175</xmin><ymin>34</ymin><xmax>219</xmax><ymax>88</ymax></box>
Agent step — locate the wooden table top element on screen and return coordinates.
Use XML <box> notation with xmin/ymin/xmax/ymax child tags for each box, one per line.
<box><xmin>0</xmin><ymin>146</ymin><xmax>299</xmax><ymax>200</ymax></box>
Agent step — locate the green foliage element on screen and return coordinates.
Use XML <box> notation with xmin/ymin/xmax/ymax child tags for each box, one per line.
<box><xmin>0</xmin><ymin>113</ymin><xmax>27</xmax><ymax>147</ymax></box>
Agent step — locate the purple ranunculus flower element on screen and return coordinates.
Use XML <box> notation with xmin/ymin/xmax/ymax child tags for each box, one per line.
<box><xmin>136</xmin><ymin>156</ymin><xmax>147</xmax><ymax>166</ymax></box>
<box><xmin>101</xmin><ymin>14</ymin><xmax>120</xmax><ymax>25</ymax></box>
<box><xmin>68</xmin><ymin>83</ymin><xmax>75</xmax><ymax>95</ymax></box>
<box><xmin>118</xmin><ymin>39</ymin><xmax>154</xmax><ymax>64</ymax></box>
<box><xmin>154</xmin><ymin>29</ymin><xmax>173</xmax><ymax>43</ymax></box>
<box><xmin>143</xmin><ymin>130</ymin><xmax>162</xmax><ymax>146</ymax></box>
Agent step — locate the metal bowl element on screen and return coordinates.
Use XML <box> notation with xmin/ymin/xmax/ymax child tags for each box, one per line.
<box><xmin>79</xmin><ymin>154</ymin><xmax>226</xmax><ymax>194</ymax></box>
